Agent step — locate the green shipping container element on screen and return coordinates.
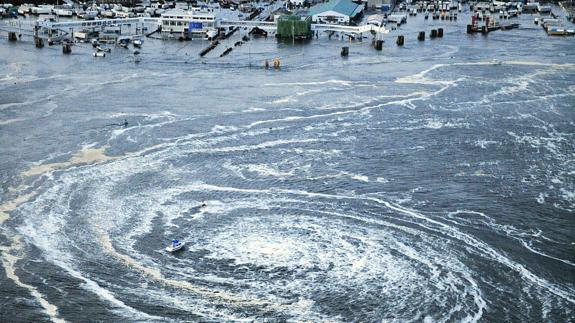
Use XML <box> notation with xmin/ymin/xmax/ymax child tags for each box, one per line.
<box><xmin>276</xmin><ymin>15</ymin><xmax>312</xmax><ymax>40</ymax></box>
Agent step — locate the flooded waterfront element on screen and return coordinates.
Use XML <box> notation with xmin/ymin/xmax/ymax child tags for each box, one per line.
<box><xmin>1</xmin><ymin>6</ymin><xmax>574</xmax><ymax>322</ymax></box>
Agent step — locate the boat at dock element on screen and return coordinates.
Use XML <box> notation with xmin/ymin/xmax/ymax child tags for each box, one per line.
<box><xmin>367</xmin><ymin>14</ymin><xmax>385</xmax><ymax>27</ymax></box>
<box><xmin>18</xmin><ymin>4</ymin><xmax>31</xmax><ymax>15</ymax></box>
<box><xmin>387</xmin><ymin>13</ymin><xmax>407</xmax><ymax>25</ymax></box>
<box><xmin>79</xmin><ymin>9</ymin><xmax>98</xmax><ymax>20</ymax></box>
<box><xmin>467</xmin><ymin>15</ymin><xmax>500</xmax><ymax>33</ymax></box>
<box><xmin>545</xmin><ymin>25</ymin><xmax>575</xmax><ymax>36</ymax></box>
<box><xmin>507</xmin><ymin>10</ymin><xmax>519</xmax><ymax>18</ymax></box>
<box><xmin>537</xmin><ymin>4</ymin><xmax>552</xmax><ymax>14</ymax></box>
<box><xmin>54</xmin><ymin>8</ymin><xmax>73</xmax><ymax>17</ymax></box>
<box><xmin>30</xmin><ymin>5</ymin><xmax>53</xmax><ymax>15</ymax></box>
<box><xmin>500</xmin><ymin>23</ymin><xmax>520</xmax><ymax>30</ymax></box>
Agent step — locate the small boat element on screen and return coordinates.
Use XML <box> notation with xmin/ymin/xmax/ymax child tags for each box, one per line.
<box><xmin>133</xmin><ymin>39</ymin><xmax>143</xmax><ymax>48</ymax></box>
<box><xmin>96</xmin><ymin>46</ymin><xmax>111</xmax><ymax>53</ymax></box>
<box><xmin>80</xmin><ymin>9</ymin><xmax>98</xmax><ymax>20</ymax></box>
<box><xmin>54</xmin><ymin>8</ymin><xmax>73</xmax><ymax>17</ymax></box>
<box><xmin>18</xmin><ymin>4</ymin><xmax>31</xmax><ymax>15</ymax></box>
<box><xmin>166</xmin><ymin>239</ymin><xmax>185</xmax><ymax>252</ymax></box>
<box><xmin>546</xmin><ymin>26</ymin><xmax>566</xmax><ymax>36</ymax></box>
<box><xmin>93</xmin><ymin>52</ymin><xmax>106</xmax><ymax>57</ymax></box>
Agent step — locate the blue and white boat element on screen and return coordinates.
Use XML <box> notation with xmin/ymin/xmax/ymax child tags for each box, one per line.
<box><xmin>166</xmin><ymin>239</ymin><xmax>185</xmax><ymax>252</ymax></box>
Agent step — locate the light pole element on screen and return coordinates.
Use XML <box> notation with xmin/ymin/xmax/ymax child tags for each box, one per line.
<box><xmin>292</xmin><ymin>19</ymin><xmax>295</xmax><ymax>45</ymax></box>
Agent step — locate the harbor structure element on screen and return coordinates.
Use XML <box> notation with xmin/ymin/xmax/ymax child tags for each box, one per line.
<box><xmin>276</xmin><ymin>14</ymin><xmax>312</xmax><ymax>39</ymax></box>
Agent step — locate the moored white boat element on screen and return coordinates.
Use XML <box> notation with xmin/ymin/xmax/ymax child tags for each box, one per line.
<box><xmin>18</xmin><ymin>4</ymin><xmax>31</xmax><ymax>15</ymax></box>
<box><xmin>80</xmin><ymin>9</ymin><xmax>98</xmax><ymax>20</ymax></box>
<box><xmin>31</xmin><ymin>5</ymin><xmax>53</xmax><ymax>15</ymax></box>
<box><xmin>54</xmin><ymin>8</ymin><xmax>73</xmax><ymax>17</ymax></box>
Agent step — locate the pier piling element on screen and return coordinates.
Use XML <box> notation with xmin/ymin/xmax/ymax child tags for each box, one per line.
<box><xmin>431</xmin><ymin>29</ymin><xmax>438</xmax><ymax>38</ymax></box>
<box><xmin>396</xmin><ymin>35</ymin><xmax>404</xmax><ymax>46</ymax></box>
<box><xmin>34</xmin><ymin>37</ymin><xmax>44</xmax><ymax>48</ymax></box>
<box><xmin>63</xmin><ymin>43</ymin><xmax>71</xmax><ymax>54</ymax></box>
<box><xmin>438</xmin><ymin>28</ymin><xmax>444</xmax><ymax>37</ymax></box>
<box><xmin>341</xmin><ymin>46</ymin><xmax>349</xmax><ymax>57</ymax></box>
<box><xmin>8</xmin><ymin>32</ymin><xmax>17</xmax><ymax>42</ymax></box>
<box><xmin>220</xmin><ymin>47</ymin><xmax>233</xmax><ymax>57</ymax></box>
<box><xmin>418</xmin><ymin>31</ymin><xmax>425</xmax><ymax>41</ymax></box>
<box><xmin>374</xmin><ymin>40</ymin><xmax>383</xmax><ymax>50</ymax></box>
<box><xmin>199</xmin><ymin>40</ymin><xmax>219</xmax><ymax>57</ymax></box>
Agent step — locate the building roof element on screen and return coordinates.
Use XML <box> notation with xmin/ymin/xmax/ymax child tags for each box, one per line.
<box><xmin>308</xmin><ymin>0</ymin><xmax>362</xmax><ymax>17</ymax></box>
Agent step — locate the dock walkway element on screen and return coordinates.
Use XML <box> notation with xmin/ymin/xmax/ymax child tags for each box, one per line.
<box><xmin>2</xmin><ymin>17</ymin><xmax>388</xmax><ymax>39</ymax></box>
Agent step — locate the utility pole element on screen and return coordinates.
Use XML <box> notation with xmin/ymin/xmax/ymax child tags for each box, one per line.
<box><xmin>292</xmin><ymin>19</ymin><xmax>295</xmax><ymax>45</ymax></box>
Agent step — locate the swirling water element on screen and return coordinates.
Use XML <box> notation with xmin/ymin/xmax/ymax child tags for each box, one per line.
<box><xmin>0</xmin><ymin>9</ymin><xmax>574</xmax><ymax>322</ymax></box>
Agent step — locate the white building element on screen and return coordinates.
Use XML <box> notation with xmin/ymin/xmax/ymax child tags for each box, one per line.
<box><xmin>160</xmin><ymin>9</ymin><xmax>216</xmax><ymax>35</ymax></box>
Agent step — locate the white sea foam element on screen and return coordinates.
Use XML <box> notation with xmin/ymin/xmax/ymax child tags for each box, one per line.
<box><xmin>263</xmin><ymin>79</ymin><xmax>360</xmax><ymax>87</ymax></box>
<box><xmin>269</xmin><ymin>89</ymin><xmax>325</xmax><ymax>105</ymax></box>
<box><xmin>474</xmin><ymin>140</ymin><xmax>499</xmax><ymax>149</ymax></box>
<box><xmin>241</xmin><ymin>107</ymin><xmax>266</xmax><ymax>113</ymax></box>
<box><xmin>0</xmin><ymin>94</ymin><xmax>56</xmax><ymax>111</ymax></box>
<box><xmin>245</xmin><ymin>164</ymin><xmax>294</xmax><ymax>178</ymax></box>
<box><xmin>0</xmin><ymin>118</ymin><xmax>25</xmax><ymax>125</ymax></box>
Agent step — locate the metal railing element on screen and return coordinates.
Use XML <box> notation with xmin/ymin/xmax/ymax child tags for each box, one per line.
<box><xmin>36</xmin><ymin>17</ymin><xmax>160</xmax><ymax>30</ymax></box>
<box><xmin>311</xmin><ymin>23</ymin><xmax>388</xmax><ymax>34</ymax></box>
<box><xmin>218</xmin><ymin>19</ymin><xmax>277</xmax><ymax>29</ymax></box>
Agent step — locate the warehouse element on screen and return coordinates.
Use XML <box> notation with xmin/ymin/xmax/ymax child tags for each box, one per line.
<box><xmin>308</xmin><ymin>0</ymin><xmax>364</xmax><ymax>25</ymax></box>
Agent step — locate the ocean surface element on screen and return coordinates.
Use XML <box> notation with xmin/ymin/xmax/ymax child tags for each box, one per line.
<box><xmin>0</xmin><ymin>7</ymin><xmax>574</xmax><ymax>322</ymax></box>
